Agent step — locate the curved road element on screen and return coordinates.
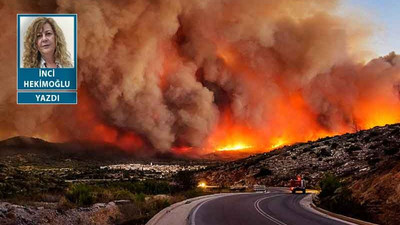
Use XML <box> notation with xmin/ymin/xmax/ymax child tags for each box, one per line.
<box><xmin>190</xmin><ymin>188</ymin><xmax>354</xmax><ymax>225</ymax></box>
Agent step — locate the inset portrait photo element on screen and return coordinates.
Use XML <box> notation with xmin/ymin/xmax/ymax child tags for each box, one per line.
<box><xmin>18</xmin><ymin>15</ymin><xmax>76</xmax><ymax>68</ymax></box>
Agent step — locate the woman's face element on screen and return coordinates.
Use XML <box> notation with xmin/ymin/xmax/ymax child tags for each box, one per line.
<box><xmin>36</xmin><ymin>23</ymin><xmax>56</xmax><ymax>56</ymax></box>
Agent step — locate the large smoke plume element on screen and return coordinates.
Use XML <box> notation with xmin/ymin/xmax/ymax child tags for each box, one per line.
<box><xmin>0</xmin><ymin>0</ymin><xmax>399</xmax><ymax>153</ymax></box>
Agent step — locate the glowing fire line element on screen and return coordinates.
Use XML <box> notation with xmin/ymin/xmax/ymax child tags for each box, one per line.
<box><xmin>217</xmin><ymin>143</ymin><xmax>254</xmax><ymax>151</ymax></box>
<box><xmin>270</xmin><ymin>138</ymin><xmax>286</xmax><ymax>149</ymax></box>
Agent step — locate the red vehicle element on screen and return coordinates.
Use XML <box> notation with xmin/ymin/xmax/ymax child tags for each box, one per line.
<box><xmin>289</xmin><ymin>175</ymin><xmax>306</xmax><ymax>194</ymax></box>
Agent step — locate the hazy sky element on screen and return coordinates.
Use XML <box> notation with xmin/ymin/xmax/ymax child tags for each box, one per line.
<box><xmin>342</xmin><ymin>0</ymin><xmax>400</xmax><ymax>57</ymax></box>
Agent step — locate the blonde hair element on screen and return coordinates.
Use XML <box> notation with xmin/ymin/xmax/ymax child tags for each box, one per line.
<box><xmin>23</xmin><ymin>17</ymin><xmax>72</xmax><ymax>68</ymax></box>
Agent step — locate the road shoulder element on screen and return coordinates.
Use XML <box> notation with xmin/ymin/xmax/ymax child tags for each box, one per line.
<box><xmin>300</xmin><ymin>194</ymin><xmax>377</xmax><ymax>225</ymax></box>
<box><xmin>146</xmin><ymin>193</ymin><xmax>236</xmax><ymax>225</ymax></box>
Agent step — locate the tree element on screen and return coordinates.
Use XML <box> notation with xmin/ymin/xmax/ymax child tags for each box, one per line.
<box><xmin>319</xmin><ymin>173</ymin><xmax>341</xmax><ymax>198</ymax></box>
<box><xmin>174</xmin><ymin>170</ymin><xmax>196</xmax><ymax>191</ymax></box>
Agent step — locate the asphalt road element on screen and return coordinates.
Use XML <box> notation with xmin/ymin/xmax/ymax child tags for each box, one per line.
<box><xmin>190</xmin><ymin>188</ymin><xmax>353</xmax><ymax>225</ymax></box>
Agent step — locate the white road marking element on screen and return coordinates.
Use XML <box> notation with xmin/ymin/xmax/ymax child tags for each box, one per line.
<box><xmin>190</xmin><ymin>197</ymin><xmax>214</xmax><ymax>225</ymax></box>
<box><xmin>254</xmin><ymin>194</ymin><xmax>288</xmax><ymax>225</ymax></box>
<box><xmin>190</xmin><ymin>193</ymin><xmax>255</xmax><ymax>225</ymax></box>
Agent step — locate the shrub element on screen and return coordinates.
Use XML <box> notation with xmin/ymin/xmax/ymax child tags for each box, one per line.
<box><xmin>154</xmin><ymin>199</ymin><xmax>170</xmax><ymax>209</ymax></box>
<box><xmin>254</xmin><ymin>168</ymin><xmax>272</xmax><ymax>177</ymax></box>
<box><xmin>369</xmin><ymin>143</ymin><xmax>379</xmax><ymax>150</ymax></box>
<box><xmin>368</xmin><ymin>130</ymin><xmax>379</xmax><ymax>137</ymax></box>
<box><xmin>183</xmin><ymin>188</ymin><xmax>204</xmax><ymax>199</ymax></box>
<box><xmin>389</xmin><ymin>129</ymin><xmax>400</xmax><ymax>136</ymax></box>
<box><xmin>38</xmin><ymin>193</ymin><xmax>61</xmax><ymax>202</ymax></box>
<box><xmin>106</xmin><ymin>181</ymin><xmax>171</xmax><ymax>195</ymax></box>
<box><xmin>114</xmin><ymin>189</ymin><xmax>135</xmax><ymax>201</ymax></box>
<box><xmin>319</xmin><ymin>173</ymin><xmax>341</xmax><ymax>198</ymax></box>
<box><xmin>384</xmin><ymin>147</ymin><xmax>399</xmax><ymax>155</ymax></box>
<box><xmin>346</xmin><ymin>145</ymin><xmax>361</xmax><ymax>153</ymax></box>
<box><xmin>57</xmin><ymin>196</ymin><xmax>75</xmax><ymax>210</ymax></box>
<box><xmin>318</xmin><ymin>148</ymin><xmax>331</xmax><ymax>157</ymax></box>
<box><xmin>174</xmin><ymin>171</ymin><xmax>196</xmax><ymax>191</ymax></box>
<box><xmin>367</xmin><ymin>157</ymin><xmax>380</xmax><ymax>166</ymax></box>
<box><xmin>362</xmin><ymin>136</ymin><xmax>370</xmax><ymax>142</ymax></box>
<box><xmin>65</xmin><ymin>183</ymin><xmax>94</xmax><ymax>206</ymax></box>
<box><xmin>318</xmin><ymin>175</ymin><xmax>371</xmax><ymax>222</ymax></box>
<box><xmin>142</xmin><ymin>180</ymin><xmax>171</xmax><ymax>195</ymax></box>
<box><xmin>381</xmin><ymin>138</ymin><xmax>390</xmax><ymax>147</ymax></box>
<box><xmin>330</xmin><ymin>142</ymin><xmax>339</xmax><ymax>149</ymax></box>
<box><xmin>134</xmin><ymin>193</ymin><xmax>145</xmax><ymax>203</ymax></box>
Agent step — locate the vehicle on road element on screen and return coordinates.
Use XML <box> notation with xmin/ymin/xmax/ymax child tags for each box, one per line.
<box><xmin>230</xmin><ymin>185</ymin><xmax>248</xmax><ymax>191</ymax></box>
<box><xmin>253</xmin><ymin>184</ymin><xmax>267</xmax><ymax>192</ymax></box>
<box><xmin>290</xmin><ymin>175</ymin><xmax>306</xmax><ymax>194</ymax></box>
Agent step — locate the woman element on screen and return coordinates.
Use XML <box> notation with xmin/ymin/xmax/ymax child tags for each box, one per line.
<box><xmin>23</xmin><ymin>17</ymin><xmax>72</xmax><ymax>68</ymax></box>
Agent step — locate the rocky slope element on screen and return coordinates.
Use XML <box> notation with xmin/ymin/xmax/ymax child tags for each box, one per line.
<box><xmin>350</xmin><ymin>163</ymin><xmax>400</xmax><ymax>225</ymax></box>
<box><xmin>0</xmin><ymin>201</ymin><xmax>122</xmax><ymax>225</ymax></box>
<box><xmin>197</xmin><ymin>123</ymin><xmax>400</xmax><ymax>224</ymax></box>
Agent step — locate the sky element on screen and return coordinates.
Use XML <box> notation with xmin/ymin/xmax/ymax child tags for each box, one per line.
<box><xmin>341</xmin><ymin>0</ymin><xmax>400</xmax><ymax>57</ymax></box>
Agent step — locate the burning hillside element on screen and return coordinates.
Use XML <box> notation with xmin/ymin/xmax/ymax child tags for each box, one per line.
<box><xmin>0</xmin><ymin>0</ymin><xmax>399</xmax><ymax>155</ymax></box>
<box><xmin>196</xmin><ymin>122</ymin><xmax>400</xmax><ymax>224</ymax></box>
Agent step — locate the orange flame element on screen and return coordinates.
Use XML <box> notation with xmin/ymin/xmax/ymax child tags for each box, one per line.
<box><xmin>171</xmin><ymin>146</ymin><xmax>193</xmax><ymax>154</ymax></box>
<box><xmin>206</xmin><ymin>109</ymin><xmax>263</xmax><ymax>152</ymax></box>
<box><xmin>76</xmin><ymin>89</ymin><xmax>143</xmax><ymax>151</ymax></box>
<box><xmin>354</xmin><ymin>98</ymin><xmax>400</xmax><ymax>129</ymax></box>
<box><xmin>206</xmin><ymin>44</ymin><xmax>400</xmax><ymax>154</ymax></box>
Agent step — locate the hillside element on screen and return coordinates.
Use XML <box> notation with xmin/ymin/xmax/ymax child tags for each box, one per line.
<box><xmin>0</xmin><ymin>136</ymin><xmax>196</xmax><ymax>167</ymax></box>
<box><xmin>0</xmin><ymin>136</ymin><xmax>137</xmax><ymax>167</ymax></box>
<box><xmin>197</xmin><ymin>123</ymin><xmax>400</xmax><ymax>224</ymax></box>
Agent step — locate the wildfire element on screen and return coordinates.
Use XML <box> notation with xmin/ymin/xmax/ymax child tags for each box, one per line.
<box><xmin>4</xmin><ymin>1</ymin><xmax>400</xmax><ymax>158</ymax></box>
<box><xmin>205</xmin><ymin>108</ymin><xmax>263</xmax><ymax>152</ymax></box>
<box><xmin>354</xmin><ymin>99</ymin><xmax>400</xmax><ymax>130</ymax></box>
<box><xmin>77</xmin><ymin>89</ymin><xmax>143</xmax><ymax>151</ymax></box>
<box><xmin>171</xmin><ymin>146</ymin><xmax>193</xmax><ymax>154</ymax></box>
<box><xmin>217</xmin><ymin>143</ymin><xmax>254</xmax><ymax>151</ymax></box>
<box><xmin>270</xmin><ymin>138</ymin><xmax>287</xmax><ymax>149</ymax></box>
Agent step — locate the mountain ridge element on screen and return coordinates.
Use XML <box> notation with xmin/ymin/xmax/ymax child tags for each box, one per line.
<box><xmin>0</xmin><ymin>136</ymin><xmax>194</xmax><ymax>166</ymax></box>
